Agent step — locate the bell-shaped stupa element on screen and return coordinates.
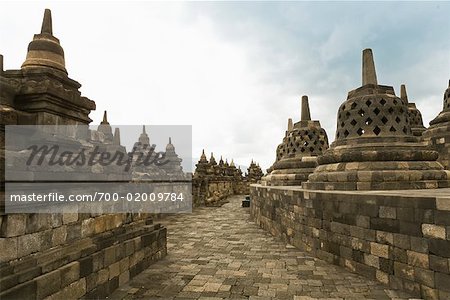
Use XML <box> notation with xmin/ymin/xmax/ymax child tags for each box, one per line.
<box><xmin>22</xmin><ymin>9</ymin><xmax>67</xmax><ymax>74</ymax></box>
<box><xmin>263</xmin><ymin>96</ymin><xmax>329</xmax><ymax>185</ymax></box>
<box><xmin>422</xmin><ymin>80</ymin><xmax>450</xmax><ymax>169</ymax></box>
<box><xmin>303</xmin><ymin>49</ymin><xmax>450</xmax><ymax>190</ymax></box>
<box><xmin>400</xmin><ymin>84</ymin><xmax>426</xmax><ymax>137</ymax></box>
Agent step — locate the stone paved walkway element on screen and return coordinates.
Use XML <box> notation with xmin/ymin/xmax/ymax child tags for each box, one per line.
<box><xmin>109</xmin><ymin>196</ymin><xmax>414</xmax><ymax>300</ymax></box>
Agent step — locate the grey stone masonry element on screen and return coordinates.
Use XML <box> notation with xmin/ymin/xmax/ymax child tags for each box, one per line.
<box><xmin>0</xmin><ymin>214</ymin><xmax>167</xmax><ymax>299</ymax></box>
<box><xmin>251</xmin><ymin>184</ymin><xmax>450</xmax><ymax>299</ymax></box>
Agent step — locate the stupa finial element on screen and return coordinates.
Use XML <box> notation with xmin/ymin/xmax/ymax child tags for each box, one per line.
<box><xmin>169</xmin><ymin>137</ymin><xmax>172</xmax><ymax>144</ymax></box>
<box><xmin>287</xmin><ymin>118</ymin><xmax>293</xmax><ymax>131</ymax></box>
<box><xmin>362</xmin><ymin>48</ymin><xmax>378</xmax><ymax>86</ymax></box>
<box><xmin>100</xmin><ymin>110</ymin><xmax>109</xmax><ymax>125</ymax></box>
<box><xmin>301</xmin><ymin>95</ymin><xmax>311</xmax><ymax>121</ymax></box>
<box><xmin>41</xmin><ymin>9</ymin><xmax>53</xmax><ymax>35</ymax></box>
<box><xmin>400</xmin><ymin>84</ymin><xmax>408</xmax><ymax>103</ymax></box>
<box><xmin>142</xmin><ymin>125</ymin><xmax>146</xmax><ymax>134</ymax></box>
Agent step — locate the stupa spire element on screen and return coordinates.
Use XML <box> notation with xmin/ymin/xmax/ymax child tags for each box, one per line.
<box><xmin>169</xmin><ymin>137</ymin><xmax>172</xmax><ymax>144</ymax></box>
<box><xmin>400</xmin><ymin>84</ymin><xmax>408</xmax><ymax>103</ymax></box>
<box><xmin>287</xmin><ymin>118</ymin><xmax>293</xmax><ymax>131</ymax></box>
<box><xmin>301</xmin><ymin>95</ymin><xmax>311</xmax><ymax>121</ymax></box>
<box><xmin>41</xmin><ymin>9</ymin><xmax>53</xmax><ymax>35</ymax></box>
<box><xmin>362</xmin><ymin>48</ymin><xmax>378</xmax><ymax>86</ymax></box>
<box><xmin>101</xmin><ymin>110</ymin><xmax>109</xmax><ymax>125</ymax></box>
<box><xmin>142</xmin><ymin>125</ymin><xmax>146</xmax><ymax>134</ymax></box>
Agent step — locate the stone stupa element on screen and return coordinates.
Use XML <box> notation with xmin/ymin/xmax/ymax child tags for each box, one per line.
<box><xmin>303</xmin><ymin>49</ymin><xmax>450</xmax><ymax>190</ymax></box>
<box><xmin>423</xmin><ymin>80</ymin><xmax>450</xmax><ymax>169</ymax></box>
<box><xmin>400</xmin><ymin>84</ymin><xmax>426</xmax><ymax>137</ymax></box>
<box><xmin>263</xmin><ymin>96</ymin><xmax>329</xmax><ymax>186</ymax></box>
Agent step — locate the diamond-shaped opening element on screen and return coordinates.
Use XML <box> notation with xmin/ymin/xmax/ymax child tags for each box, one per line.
<box><xmin>365</xmin><ymin>99</ymin><xmax>372</xmax><ymax>107</ymax></box>
<box><xmin>350</xmin><ymin>119</ymin><xmax>357</xmax><ymax>126</ymax></box>
<box><xmin>351</xmin><ymin>102</ymin><xmax>357</xmax><ymax>109</ymax></box>
<box><xmin>393</xmin><ymin>99</ymin><xmax>398</xmax><ymax>105</ymax></box>
<box><xmin>403</xmin><ymin>127</ymin><xmax>408</xmax><ymax>134</ymax></box>
<box><xmin>381</xmin><ymin>116</ymin><xmax>388</xmax><ymax>124</ymax></box>
<box><xmin>313</xmin><ymin>140</ymin><xmax>318</xmax><ymax>145</ymax></box>
<box><xmin>341</xmin><ymin>122</ymin><xmax>345</xmax><ymax>127</ymax></box>
<box><xmin>346</xmin><ymin>111</ymin><xmax>351</xmax><ymax>117</ymax></box>
<box><xmin>309</xmin><ymin>147</ymin><xmax>314</xmax><ymax>152</ymax></box>
<box><xmin>319</xmin><ymin>147</ymin><xmax>322</xmax><ymax>151</ymax></box>
<box><xmin>305</xmin><ymin>130</ymin><xmax>309</xmax><ymax>135</ymax></box>
<box><xmin>388</xmin><ymin>107</ymin><xmax>394</xmax><ymax>114</ymax></box>
<box><xmin>337</xmin><ymin>132</ymin><xmax>340</xmax><ymax>138</ymax></box>
<box><xmin>344</xmin><ymin>130</ymin><xmax>350</xmax><ymax>137</ymax></box>
<box><xmin>389</xmin><ymin>126</ymin><xmax>396</xmax><ymax>132</ymax></box>
<box><xmin>357</xmin><ymin>128</ymin><xmax>364</xmax><ymax>136</ymax></box>
<box><xmin>373</xmin><ymin>107</ymin><xmax>381</xmax><ymax>115</ymax></box>
<box><xmin>395</xmin><ymin>116</ymin><xmax>401</xmax><ymax>123</ymax></box>
<box><xmin>373</xmin><ymin>126</ymin><xmax>381</xmax><ymax>135</ymax></box>
<box><xmin>399</xmin><ymin>108</ymin><xmax>404</xmax><ymax>114</ymax></box>
<box><xmin>301</xmin><ymin>148</ymin><xmax>306</xmax><ymax>152</ymax></box>
<box><xmin>358</xmin><ymin>109</ymin><xmax>365</xmax><ymax>116</ymax></box>
<box><xmin>380</xmin><ymin>98</ymin><xmax>386</xmax><ymax>106</ymax></box>
<box><xmin>308</xmin><ymin>134</ymin><xmax>314</xmax><ymax>140</ymax></box>
<box><xmin>365</xmin><ymin>117</ymin><xmax>373</xmax><ymax>125</ymax></box>
<box><xmin>303</xmin><ymin>141</ymin><xmax>309</xmax><ymax>147</ymax></box>
<box><xmin>320</xmin><ymin>140</ymin><xmax>325</xmax><ymax>145</ymax></box>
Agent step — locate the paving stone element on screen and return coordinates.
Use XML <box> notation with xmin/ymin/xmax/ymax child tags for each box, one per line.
<box><xmin>108</xmin><ymin>196</ymin><xmax>413</xmax><ymax>299</ymax></box>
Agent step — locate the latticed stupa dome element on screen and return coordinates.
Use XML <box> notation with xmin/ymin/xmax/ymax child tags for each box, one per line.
<box><xmin>263</xmin><ymin>96</ymin><xmax>329</xmax><ymax>186</ymax></box>
<box><xmin>22</xmin><ymin>9</ymin><xmax>67</xmax><ymax>74</ymax></box>
<box><xmin>303</xmin><ymin>49</ymin><xmax>450</xmax><ymax>190</ymax></box>
<box><xmin>400</xmin><ymin>84</ymin><xmax>426</xmax><ymax>137</ymax></box>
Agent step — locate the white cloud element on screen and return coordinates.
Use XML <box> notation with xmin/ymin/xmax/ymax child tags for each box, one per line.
<box><xmin>1</xmin><ymin>2</ymin><xmax>449</xmax><ymax>171</ymax></box>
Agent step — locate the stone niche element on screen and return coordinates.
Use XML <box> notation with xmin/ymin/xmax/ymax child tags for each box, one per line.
<box><xmin>0</xmin><ymin>9</ymin><xmax>167</xmax><ymax>299</ymax></box>
<box><xmin>303</xmin><ymin>49</ymin><xmax>450</xmax><ymax>191</ymax></box>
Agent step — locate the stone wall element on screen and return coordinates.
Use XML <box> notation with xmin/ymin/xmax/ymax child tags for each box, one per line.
<box><xmin>250</xmin><ymin>185</ymin><xmax>450</xmax><ymax>299</ymax></box>
<box><xmin>0</xmin><ymin>212</ymin><xmax>166</xmax><ymax>299</ymax></box>
<box><xmin>192</xmin><ymin>177</ymin><xmax>248</xmax><ymax>206</ymax></box>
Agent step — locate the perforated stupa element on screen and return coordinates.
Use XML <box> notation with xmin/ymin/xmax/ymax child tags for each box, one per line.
<box><xmin>263</xmin><ymin>96</ymin><xmax>329</xmax><ymax>186</ymax></box>
<box><xmin>303</xmin><ymin>49</ymin><xmax>450</xmax><ymax>190</ymax></box>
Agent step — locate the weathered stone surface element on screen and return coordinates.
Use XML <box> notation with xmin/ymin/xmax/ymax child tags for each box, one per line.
<box><xmin>111</xmin><ymin>196</ymin><xmax>414</xmax><ymax>299</ymax></box>
<box><xmin>0</xmin><ymin>237</ymin><xmax>18</xmax><ymax>262</ymax></box>
<box><xmin>422</xmin><ymin>224</ymin><xmax>446</xmax><ymax>239</ymax></box>
<box><xmin>36</xmin><ymin>269</ymin><xmax>61</xmax><ymax>299</ymax></box>
<box><xmin>1</xmin><ymin>214</ymin><xmax>27</xmax><ymax>237</ymax></box>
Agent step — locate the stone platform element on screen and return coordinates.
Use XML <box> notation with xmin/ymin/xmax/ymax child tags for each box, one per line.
<box><xmin>250</xmin><ymin>185</ymin><xmax>450</xmax><ymax>299</ymax></box>
<box><xmin>110</xmin><ymin>195</ymin><xmax>413</xmax><ymax>299</ymax></box>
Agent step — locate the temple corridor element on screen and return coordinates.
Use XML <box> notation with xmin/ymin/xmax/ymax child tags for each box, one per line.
<box><xmin>109</xmin><ymin>196</ymin><xmax>413</xmax><ymax>300</ymax></box>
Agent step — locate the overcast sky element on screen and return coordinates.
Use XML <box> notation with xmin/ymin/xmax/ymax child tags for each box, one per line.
<box><xmin>1</xmin><ymin>1</ymin><xmax>449</xmax><ymax>171</ymax></box>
